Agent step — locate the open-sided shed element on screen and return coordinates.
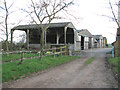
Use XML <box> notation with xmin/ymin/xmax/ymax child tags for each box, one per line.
<box><xmin>92</xmin><ymin>35</ymin><xmax>104</xmax><ymax>48</ymax></box>
<box><xmin>77</xmin><ymin>29</ymin><xmax>94</xmax><ymax>50</ymax></box>
<box><xmin>11</xmin><ymin>22</ymin><xmax>78</xmax><ymax>49</ymax></box>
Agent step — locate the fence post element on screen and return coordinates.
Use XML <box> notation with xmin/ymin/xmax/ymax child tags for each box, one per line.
<box><xmin>60</xmin><ymin>47</ymin><xmax>62</xmax><ymax>56</ymax></box>
<box><xmin>69</xmin><ymin>45</ymin><xmax>72</xmax><ymax>56</ymax></box>
<box><xmin>39</xmin><ymin>51</ymin><xmax>41</xmax><ymax>60</ymax></box>
<box><xmin>112</xmin><ymin>46</ymin><xmax>114</xmax><ymax>58</ymax></box>
<box><xmin>52</xmin><ymin>48</ymin><xmax>55</xmax><ymax>58</ymax></box>
<box><xmin>64</xmin><ymin>46</ymin><xmax>67</xmax><ymax>55</ymax></box>
<box><xmin>67</xmin><ymin>44</ymin><xmax>70</xmax><ymax>56</ymax></box>
<box><xmin>20</xmin><ymin>51</ymin><xmax>24</xmax><ymax>64</ymax></box>
<box><xmin>40</xmin><ymin>49</ymin><xmax>43</xmax><ymax>60</ymax></box>
<box><xmin>67</xmin><ymin>45</ymin><xmax>69</xmax><ymax>56</ymax></box>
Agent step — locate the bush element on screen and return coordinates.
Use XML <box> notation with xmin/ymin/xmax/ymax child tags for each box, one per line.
<box><xmin>1</xmin><ymin>41</ymin><xmax>26</xmax><ymax>51</ymax></box>
<box><xmin>108</xmin><ymin>57</ymin><xmax>120</xmax><ymax>75</ymax></box>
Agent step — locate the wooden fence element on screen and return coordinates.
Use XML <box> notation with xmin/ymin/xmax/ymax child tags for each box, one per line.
<box><xmin>2</xmin><ymin>46</ymin><xmax>68</xmax><ymax>64</ymax></box>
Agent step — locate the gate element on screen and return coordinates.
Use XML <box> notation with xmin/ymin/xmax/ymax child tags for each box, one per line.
<box><xmin>68</xmin><ymin>45</ymin><xmax>94</xmax><ymax>57</ymax></box>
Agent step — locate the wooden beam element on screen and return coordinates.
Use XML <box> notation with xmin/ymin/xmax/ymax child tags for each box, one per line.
<box><xmin>64</xmin><ymin>27</ymin><xmax>67</xmax><ymax>45</ymax></box>
<box><xmin>26</xmin><ymin>29</ymin><xmax>29</xmax><ymax>50</ymax></box>
<box><xmin>56</xmin><ymin>31</ymin><xmax>60</xmax><ymax>45</ymax></box>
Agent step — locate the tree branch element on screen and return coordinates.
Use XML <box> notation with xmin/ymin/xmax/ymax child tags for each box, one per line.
<box><xmin>0</xmin><ymin>29</ymin><xmax>6</xmax><ymax>34</ymax></box>
<box><xmin>0</xmin><ymin>37</ymin><xmax>4</xmax><ymax>41</ymax></box>
<box><xmin>109</xmin><ymin>0</ymin><xmax>120</xmax><ymax>28</ymax></box>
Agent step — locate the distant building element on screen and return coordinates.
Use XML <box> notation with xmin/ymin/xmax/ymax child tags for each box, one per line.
<box><xmin>92</xmin><ymin>35</ymin><xmax>103</xmax><ymax>48</ymax></box>
<box><xmin>77</xmin><ymin>29</ymin><xmax>94</xmax><ymax>50</ymax></box>
<box><xmin>92</xmin><ymin>35</ymin><xmax>107</xmax><ymax>48</ymax></box>
<box><xmin>103</xmin><ymin>37</ymin><xmax>107</xmax><ymax>48</ymax></box>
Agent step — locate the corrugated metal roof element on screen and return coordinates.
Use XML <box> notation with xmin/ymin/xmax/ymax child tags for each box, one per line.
<box><xmin>11</xmin><ymin>22</ymin><xmax>72</xmax><ymax>30</ymax></box>
<box><xmin>77</xmin><ymin>29</ymin><xmax>92</xmax><ymax>37</ymax></box>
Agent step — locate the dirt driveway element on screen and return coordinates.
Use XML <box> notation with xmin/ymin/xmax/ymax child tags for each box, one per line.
<box><xmin>3</xmin><ymin>48</ymin><xmax>118</xmax><ymax>88</ymax></box>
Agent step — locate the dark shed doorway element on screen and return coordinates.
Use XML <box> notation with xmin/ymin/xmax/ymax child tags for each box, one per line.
<box><xmin>66</xmin><ymin>28</ymin><xmax>74</xmax><ymax>44</ymax></box>
<box><xmin>81</xmin><ymin>36</ymin><xmax>84</xmax><ymax>50</ymax></box>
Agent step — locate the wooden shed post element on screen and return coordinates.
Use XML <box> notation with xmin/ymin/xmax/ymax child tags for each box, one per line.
<box><xmin>26</xmin><ymin>29</ymin><xmax>29</xmax><ymax>50</ymax></box>
<box><xmin>64</xmin><ymin>27</ymin><xmax>67</xmax><ymax>45</ymax></box>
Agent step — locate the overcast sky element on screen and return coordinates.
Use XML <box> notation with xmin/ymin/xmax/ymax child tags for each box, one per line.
<box><xmin>0</xmin><ymin>0</ymin><xmax>119</xmax><ymax>44</ymax></box>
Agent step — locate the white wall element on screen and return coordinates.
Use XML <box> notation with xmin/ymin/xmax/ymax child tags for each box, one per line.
<box><xmin>84</xmin><ymin>37</ymin><xmax>89</xmax><ymax>49</ymax></box>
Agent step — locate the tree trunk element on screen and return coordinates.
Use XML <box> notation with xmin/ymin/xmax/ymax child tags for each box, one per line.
<box><xmin>40</xmin><ymin>30</ymin><xmax>45</xmax><ymax>49</ymax></box>
<box><xmin>39</xmin><ymin>30</ymin><xmax>45</xmax><ymax>60</ymax></box>
<box><xmin>5</xmin><ymin>16</ymin><xmax>9</xmax><ymax>56</ymax></box>
<box><xmin>5</xmin><ymin>41</ymin><xmax>9</xmax><ymax>56</ymax></box>
<box><xmin>4</xmin><ymin>0</ymin><xmax>9</xmax><ymax>54</ymax></box>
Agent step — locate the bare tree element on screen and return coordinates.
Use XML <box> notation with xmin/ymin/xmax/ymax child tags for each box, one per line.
<box><xmin>0</xmin><ymin>0</ymin><xmax>10</xmax><ymax>52</ymax></box>
<box><xmin>0</xmin><ymin>0</ymin><xmax>15</xmax><ymax>52</ymax></box>
<box><xmin>0</xmin><ymin>0</ymin><xmax>25</xmax><ymax>52</ymax></box>
<box><xmin>22</xmin><ymin>0</ymin><xmax>74</xmax><ymax>50</ymax></box>
<box><xmin>109</xmin><ymin>0</ymin><xmax>120</xmax><ymax>28</ymax></box>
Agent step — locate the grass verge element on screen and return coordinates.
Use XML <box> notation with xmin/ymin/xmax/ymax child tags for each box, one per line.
<box><xmin>2</xmin><ymin>53</ymin><xmax>38</xmax><ymax>61</ymax></box>
<box><xmin>2</xmin><ymin>55</ymin><xmax>79</xmax><ymax>82</ymax></box>
<box><xmin>108</xmin><ymin>57</ymin><xmax>120</xmax><ymax>75</ymax></box>
<box><xmin>85</xmin><ymin>57</ymin><xmax>95</xmax><ymax>65</ymax></box>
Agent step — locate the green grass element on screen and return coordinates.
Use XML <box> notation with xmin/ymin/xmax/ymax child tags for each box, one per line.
<box><xmin>2</xmin><ymin>55</ymin><xmax>79</xmax><ymax>82</ymax></box>
<box><xmin>108</xmin><ymin>44</ymin><xmax>112</xmax><ymax>48</ymax></box>
<box><xmin>108</xmin><ymin>57</ymin><xmax>120</xmax><ymax>75</ymax></box>
<box><xmin>0</xmin><ymin>54</ymin><xmax>1</xmax><ymax>84</ymax></box>
<box><xmin>2</xmin><ymin>53</ymin><xmax>38</xmax><ymax>61</ymax></box>
<box><xmin>84</xmin><ymin>57</ymin><xmax>95</xmax><ymax>65</ymax></box>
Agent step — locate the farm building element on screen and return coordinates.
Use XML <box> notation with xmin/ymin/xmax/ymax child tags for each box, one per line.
<box><xmin>112</xmin><ymin>28</ymin><xmax>120</xmax><ymax>57</ymax></box>
<box><xmin>11</xmin><ymin>22</ymin><xmax>79</xmax><ymax>49</ymax></box>
<box><xmin>112</xmin><ymin>1</ymin><xmax>120</xmax><ymax>57</ymax></box>
<box><xmin>92</xmin><ymin>35</ymin><xmax>107</xmax><ymax>48</ymax></box>
<box><xmin>77</xmin><ymin>29</ymin><xmax>95</xmax><ymax>50</ymax></box>
<box><xmin>11</xmin><ymin>22</ymin><xmax>107</xmax><ymax>51</ymax></box>
<box><xmin>103</xmin><ymin>37</ymin><xmax>107</xmax><ymax>48</ymax></box>
<box><xmin>92</xmin><ymin>35</ymin><xmax>103</xmax><ymax>48</ymax></box>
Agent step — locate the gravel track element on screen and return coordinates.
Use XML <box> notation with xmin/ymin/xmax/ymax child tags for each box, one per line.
<box><xmin>2</xmin><ymin>48</ymin><xmax>118</xmax><ymax>88</ymax></box>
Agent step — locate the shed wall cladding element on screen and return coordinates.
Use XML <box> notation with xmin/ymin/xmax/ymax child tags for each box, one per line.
<box><xmin>76</xmin><ymin>35</ymin><xmax>81</xmax><ymax>41</ymax></box>
<box><xmin>76</xmin><ymin>41</ymin><xmax>81</xmax><ymax>50</ymax></box>
<box><xmin>84</xmin><ymin>37</ymin><xmax>89</xmax><ymax>49</ymax></box>
<box><xmin>114</xmin><ymin>41</ymin><xmax>120</xmax><ymax>57</ymax></box>
<box><xmin>92</xmin><ymin>38</ymin><xmax>94</xmax><ymax>48</ymax></box>
<box><xmin>85</xmin><ymin>37</ymin><xmax>89</xmax><ymax>42</ymax></box>
<box><xmin>84</xmin><ymin>43</ymin><xmax>88</xmax><ymax>50</ymax></box>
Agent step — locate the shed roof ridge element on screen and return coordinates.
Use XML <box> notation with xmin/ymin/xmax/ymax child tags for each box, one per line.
<box><xmin>14</xmin><ymin>22</ymin><xmax>71</xmax><ymax>26</ymax></box>
<box><xmin>11</xmin><ymin>22</ymin><xmax>73</xmax><ymax>30</ymax></box>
